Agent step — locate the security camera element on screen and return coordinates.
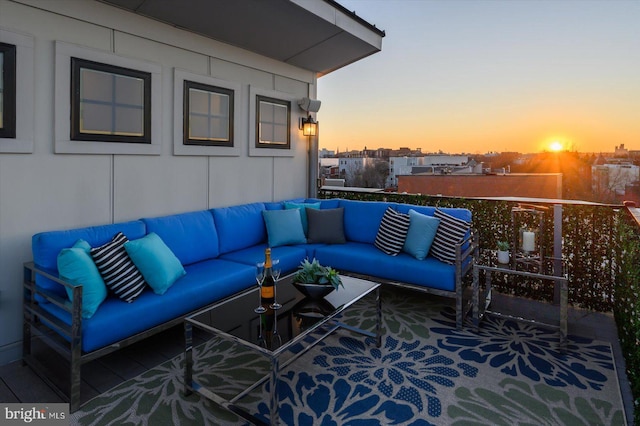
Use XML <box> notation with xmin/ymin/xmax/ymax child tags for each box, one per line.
<box><xmin>298</xmin><ymin>97</ymin><xmax>321</xmax><ymax>113</ymax></box>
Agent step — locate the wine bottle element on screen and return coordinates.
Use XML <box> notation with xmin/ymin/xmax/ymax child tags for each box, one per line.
<box><xmin>261</xmin><ymin>248</ymin><xmax>275</xmax><ymax>302</ymax></box>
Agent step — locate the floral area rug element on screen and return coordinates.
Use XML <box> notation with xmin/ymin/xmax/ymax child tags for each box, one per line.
<box><xmin>71</xmin><ymin>288</ymin><xmax>626</xmax><ymax>425</ymax></box>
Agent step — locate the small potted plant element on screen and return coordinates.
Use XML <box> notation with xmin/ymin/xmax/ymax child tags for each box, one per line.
<box><xmin>497</xmin><ymin>241</ymin><xmax>510</xmax><ymax>264</ymax></box>
<box><xmin>293</xmin><ymin>258</ymin><xmax>343</xmax><ymax>299</ymax></box>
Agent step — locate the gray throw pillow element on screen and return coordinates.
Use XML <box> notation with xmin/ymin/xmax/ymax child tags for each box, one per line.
<box><xmin>306</xmin><ymin>207</ymin><xmax>346</xmax><ymax>244</ymax></box>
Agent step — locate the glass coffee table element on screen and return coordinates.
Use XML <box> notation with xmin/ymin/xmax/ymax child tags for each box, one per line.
<box><xmin>184</xmin><ymin>274</ymin><xmax>381</xmax><ymax>425</ymax></box>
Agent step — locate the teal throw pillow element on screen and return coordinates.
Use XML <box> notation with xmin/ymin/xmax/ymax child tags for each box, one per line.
<box><xmin>284</xmin><ymin>201</ymin><xmax>320</xmax><ymax>235</ymax></box>
<box><xmin>124</xmin><ymin>233</ymin><xmax>186</xmax><ymax>295</ymax></box>
<box><xmin>57</xmin><ymin>239</ymin><xmax>107</xmax><ymax>319</ymax></box>
<box><xmin>262</xmin><ymin>209</ymin><xmax>307</xmax><ymax>247</ymax></box>
<box><xmin>403</xmin><ymin>209</ymin><xmax>440</xmax><ymax>260</ymax></box>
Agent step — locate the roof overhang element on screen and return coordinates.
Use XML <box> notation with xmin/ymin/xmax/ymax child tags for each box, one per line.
<box><xmin>97</xmin><ymin>0</ymin><xmax>384</xmax><ymax>76</ymax></box>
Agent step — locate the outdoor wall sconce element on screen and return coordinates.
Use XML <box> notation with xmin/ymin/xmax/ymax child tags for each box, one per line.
<box><xmin>300</xmin><ymin>115</ymin><xmax>317</xmax><ymax>136</ymax></box>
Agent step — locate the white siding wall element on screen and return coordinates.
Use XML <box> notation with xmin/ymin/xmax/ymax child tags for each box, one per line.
<box><xmin>0</xmin><ymin>0</ymin><xmax>317</xmax><ymax>364</ymax></box>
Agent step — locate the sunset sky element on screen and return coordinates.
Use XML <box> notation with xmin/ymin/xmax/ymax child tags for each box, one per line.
<box><xmin>317</xmin><ymin>0</ymin><xmax>639</xmax><ymax>154</ymax></box>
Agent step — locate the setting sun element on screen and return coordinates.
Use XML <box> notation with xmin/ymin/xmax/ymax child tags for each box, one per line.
<box><xmin>549</xmin><ymin>141</ymin><xmax>564</xmax><ymax>152</ymax></box>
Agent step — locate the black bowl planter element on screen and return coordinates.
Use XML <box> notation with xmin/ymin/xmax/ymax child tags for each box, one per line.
<box><xmin>292</xmin><ymin>281</ymin><xmax>335</xmax><ymax>299</ymax></box>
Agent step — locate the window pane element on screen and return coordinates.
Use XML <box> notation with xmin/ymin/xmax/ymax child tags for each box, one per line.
<box><xmin>259</xmin><ymin>123</ymin><xmax>273</xmax><ymax>142</ymax></box>
<box><xmin>272</xmin><ymin>104</ymin><xmax>287</xmax><ymax>124</ymax></box>
<box><xmin>209</xmin><ymin>117</ymin><xmax>228</xmax><ymax>140</ymax></box>
<box><xmin>115</xmin><ymin>74</ymin><xmax>144</xmax><ymax>106</ymax></box>
<box><xmin>189</xmin><ymin>115</ymin><xmax>209</xmax><ymax>139</ymax></box>
<box><xmin>115</xmin><ymin>106</ymin><xmax>143</xmax><ymax>136</ymax></box>
<box><xmin>273</xmin><ymin>124</ymin><xmax>287</xmax><ymax>143</ymax></box>
<box><xmin>259</xmin><ymin>101</ymin><xmax>273</xmax><ymax>120</ymax></box>
<box><xmin>81</xmin><ymin>68</ymin><xmax>113</xmax><ymax>102</ymax></box>
<box><xmin>210</xmin><ymin>93</ymin><xmax>229</xmax><ymax>116</ymax></box>
<box><xmin>81</xmin><ymin>103</ymin><xmax>113</xmax><ymax>134</ymax></box>
<box><xmin>189</xmin><ymin>88</ymin><xmax>209</xmax><ymax>114</ymax></box>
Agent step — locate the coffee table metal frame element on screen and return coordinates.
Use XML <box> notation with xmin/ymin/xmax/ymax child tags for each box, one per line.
<box><xmin>473</xmin><ymin>262</ymin><xmax>568</xmax><ymax>350</ymax></box>
<box><xmin>184</xmin><ymin>276</ymin><xmax>382</xmax><ymax>425</ymax></box>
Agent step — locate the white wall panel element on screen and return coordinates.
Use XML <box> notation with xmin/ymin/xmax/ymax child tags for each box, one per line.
<box><xmin>113</xmin><ymin>156</ymin><xmax>210</xmax><ymax>221</ymax></box>
<box><xmin>209</xmin><ymin>156</ymin><xmax>275</xmax><ymax>207</ymax></box>
<box><xmin>210</xmin><ymin>57</ymin><xmax>273</xmax><ymax>88</ymax></box>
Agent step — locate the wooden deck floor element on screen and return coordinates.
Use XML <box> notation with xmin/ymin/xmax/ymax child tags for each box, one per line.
<box><xmin>0</xmin><ymin>294</ymin><xmax>635</xmax><ymax>423</ymax></box>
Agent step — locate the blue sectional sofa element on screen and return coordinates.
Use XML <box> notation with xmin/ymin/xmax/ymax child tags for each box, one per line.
<box><xmin>23</xmin><ymin>197</ymin><xmax>477</xmax><ymax>411</ymax></box>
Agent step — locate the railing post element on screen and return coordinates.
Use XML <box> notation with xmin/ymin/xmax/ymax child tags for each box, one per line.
<box><xmin>553</xmin><ymin>204</ymin><xmax>563</xmax><ymax>305</ymax></box>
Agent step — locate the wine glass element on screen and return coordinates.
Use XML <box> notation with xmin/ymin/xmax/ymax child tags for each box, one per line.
<box><xmin>269</xmin><ymin>259</ymin><xmax>282</xmax><ymax>310</ymax></box>
<box><xmin>254</xmin><ymin>262</ymin><xmax>267</xmax><ymax>314</ymax></box>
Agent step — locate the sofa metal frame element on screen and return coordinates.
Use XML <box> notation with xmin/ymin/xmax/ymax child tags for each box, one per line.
<box><xmin>22</xmin><ymin>262</ymin><xmax>218</xmax><ymax>412</ymax></box>
<box><xmin>341</xmin><ymin>230</ymin><xmax>479</xmax><ymax>329</ymax></box>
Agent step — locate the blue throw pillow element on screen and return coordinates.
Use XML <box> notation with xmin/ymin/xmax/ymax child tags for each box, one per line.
<box><xmin>57</xmin><ymin>239</ymin><xmax>107</xmax><ymax>319</ymax></box>
<box><xmin>284</xmin><ymin>201</ymin><xmax>320</xmax><ymax>235</ymax></box>
<box><xmin>262</xmin><ymin>209</ymin><xmax>307</xmax><ymax>247</ymax></box>
<box><xmin>403</xmin><ymin>209</ymin><xmax>440</xmax><ymax>260</ymax></box>
<box><xmin>124</xmin><ymin>233</ymin><xmax>186</xmax><ymax>295</ymax></box>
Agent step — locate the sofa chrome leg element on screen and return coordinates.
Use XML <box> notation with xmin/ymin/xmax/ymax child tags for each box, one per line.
<box><xmin>69</xmin><ymin>343</ymin><xmax>82</xmax><ymax>413</ymax></box>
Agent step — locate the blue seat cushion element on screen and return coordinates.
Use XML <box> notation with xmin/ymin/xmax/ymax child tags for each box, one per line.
<box><xmin>39</xmin><ymin>259</ymin><xmax>256</xmax><ymax>352</ymax></box>
<box><xmin>141</xmin><ymin>210</ymin><xmax>219</xmax><ymax>265</ymax></box>
<box><xmin>314</xmin><ymin>242</ymin><xmax>456</xmax><ymax>292</ymax></box>
<box><xmin>212</xmin><ymin>203</ymin><xmax>267</xmax><ymax>255</ymax></box>
<box><xmin>32</xmin><ymin>220</ymin><xmax>146</xmax><ymax>299</ymax></box>
<box><xmin>339</xmin><ymin>200</ymin><xmax>396</xmax><ymax>244</ymax></box>
<box><xmin>219</xmin><ymin>244</ymin><xmax>307</xmax><ymax>275</ymax></box>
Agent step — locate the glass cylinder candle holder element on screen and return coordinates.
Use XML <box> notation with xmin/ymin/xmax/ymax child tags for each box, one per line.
<box><xmin>520</xmin><ymin>227</ymin><xmax>537</xmax><ymax>253</ymax></box>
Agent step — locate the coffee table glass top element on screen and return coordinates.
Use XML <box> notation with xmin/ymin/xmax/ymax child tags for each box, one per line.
<box><xmin>186</xmin><ymin>274</ymin><xmax>379</xmax><ymax>355</ymax></box>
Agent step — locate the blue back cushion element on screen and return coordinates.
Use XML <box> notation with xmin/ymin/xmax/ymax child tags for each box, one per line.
<box><xmin>142</xmin><ymin>210</ymin><xmax>218</xmax><ymax>265</ymax></box>
<box><xmin>32</xmin><ymin>220</ymin><xmax>146</xmax><ymax>297</ymax></box>
<box><xmin>306</xmin><ymin>198</ymin><xmax>341</xmax><ymax>209</ymax></box>
<box><xmin>395</xmin><ymin>204</ymin><xmax>472</xmax><ymax>223</ymax></box>
<box><xmin>212</xmin><ymin>202</ymin><xmax>267</xmax><ymax>254</ymax></box>
<box><xmin>339</xmin><ymin>199</ymin><xmax>395</xmax><ymax>244</ymax></box>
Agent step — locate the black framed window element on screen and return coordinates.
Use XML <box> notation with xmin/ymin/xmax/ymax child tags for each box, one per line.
<box><xmin>0</xmin><ymin>42</ymin><xmax>17</xmax><ymax>139</ymax></box>
<box><xmin>184</xmin><ymin>81</ymin><xmax>233</xmax><ymax>146</ymax></box>
<box><xmin>256</xmin><ymin>95</ymin><xmax>290</xmax><ymax>149</ymax></box>
<box><xmin>71</xmin><ymin>57</ymin><xmax>151</xmax><ymax>143</ymax></box>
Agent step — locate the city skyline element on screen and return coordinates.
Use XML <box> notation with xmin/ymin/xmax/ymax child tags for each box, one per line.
<box><xmin>317</xmin><ymin>0</ymin><xmax>639</xmax><ymax>155</ymax></box>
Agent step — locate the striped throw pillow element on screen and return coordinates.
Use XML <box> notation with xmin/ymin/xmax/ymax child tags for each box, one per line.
<box><xmin>430</xmin><ymin>209</ymin><xmax>471</xmax><ymax>264</ymax></box>
<box><xmin>374</xmin><ymin>207</ymin><xmax>410</xmax><ymax>255</ymax></box>
<box><xmin>90</xmin><ymin>232</ymin><xmax>147</xmax><ymax>303</ymax></box>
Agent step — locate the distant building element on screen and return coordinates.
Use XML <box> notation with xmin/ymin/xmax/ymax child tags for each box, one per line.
<box><xmin>338</xmin><ymin>157</ymin><xmax>378</xmax><ymax>183</ymax></box>
<box><xmin>319</xmin><ymin>148</ymin><xmax>336</xmax><ymax>158</ymax></box>
<box><xmin>615</xmin><ymin>144</ymin><xmax>629</xmax><ymax>157</ymax></box>
<box><xmin>592</xmin><ymin>162</ymin><xmax>640</xmax><ymax>200</ymax></box>
<box><xmin>388</xmin><ymin>156</ymin><xmax>425</xmax><ymax>187</ymax></box>
<box><xmin>398</xmin><ymin>173</ymin><xmax>563</xmax><ymax>199</ymax></box>
<box><xmin>388</xmin><ymin>155</ymin><xmax>473</xmax><ymax>188</ymax></box>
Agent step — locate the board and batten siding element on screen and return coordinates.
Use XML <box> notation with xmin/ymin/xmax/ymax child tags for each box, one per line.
<box><xmin>0</xmin><ymin>0</ymin><xmax>317</xmax><ymax>365</ymax></box>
